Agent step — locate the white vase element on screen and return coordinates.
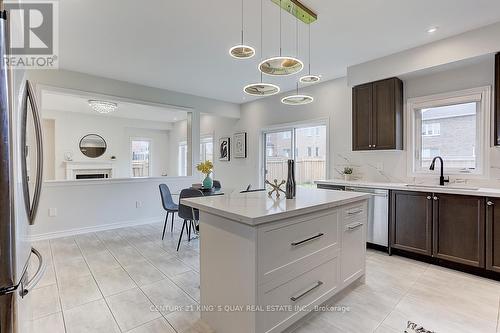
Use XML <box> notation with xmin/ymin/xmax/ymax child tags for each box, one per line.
<box><xmin>344</xmin><ymin>174</ymin><xmax>351</xmax><ymax>181</ymax></box>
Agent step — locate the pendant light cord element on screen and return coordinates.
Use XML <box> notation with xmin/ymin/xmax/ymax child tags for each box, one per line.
<box><xmin>296</xmin><ymin>14</ymin><xmax>299</xmax><ymax>59</ymax></box>
<box><xmin>308</xmin><ymin>24</ymin><xmax>311</xmax><ymax>74</ymax></box>
<box><xmin>241</xmin><ymin>0</ymin><xmax>244</xmax><ymax>44</ymax></box>
<box><xmin>260</xmin><ymin>0</ymin><xmax>263</xmax><ymax>82</ymax></box>
<box><xmin>279</xmin><ymin>0</ymin><xmax>282</xmax><ymax>56</ymax></box>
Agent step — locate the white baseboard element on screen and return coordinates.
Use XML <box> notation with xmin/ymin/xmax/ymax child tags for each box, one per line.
<box><xmin>29</xmin><ymin>216</ymin><xmax>164</xmax><ymax>241</ymax></box>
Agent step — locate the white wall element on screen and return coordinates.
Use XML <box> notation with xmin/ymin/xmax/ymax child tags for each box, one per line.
<box><xmin>31</xmin><ymin>177</ymin><xmax>196</xmax><ymax>240</ymax></box>
<box><xmin>347</xmin><ymin>21</ymin><xmax>500</xmax><ymax>86</ymax></box>
<box><xmin>42</xmin><ymin>109</ymin><xmax>173</xmax><ymax>179</ymax></box>
<box><xmin>28</xmin><ymin>69</ymin><xmax>240</xmax><ymax>240</ymax></box>
<box><xmin>238</xmin><ymin>54</ymin><xmax>500</xmax><ymax>188</ymax></box>
<box><xmin>28</xmin><ymin>69</ymin><xmax>240</xmax><ymax>118</ymax></box>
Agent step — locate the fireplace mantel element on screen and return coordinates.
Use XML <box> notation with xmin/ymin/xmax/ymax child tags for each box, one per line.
<box><xmin>64</xmin><ymin>161</ymin><xmax>115</xmax><ymax>180</ymax></box>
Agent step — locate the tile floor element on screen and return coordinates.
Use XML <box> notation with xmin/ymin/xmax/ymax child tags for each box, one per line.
<box><xmin>30</xmin><ymin>219</ymin><xmax>500</xmax><ymax>333</ymax></box>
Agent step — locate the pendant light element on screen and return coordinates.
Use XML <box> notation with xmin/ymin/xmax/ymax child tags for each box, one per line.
<box><xmin>282</xmin><ymin>82</ymin><xmax>313</xmax><ymax>105</ymax></box>
<box><xmin>229</xmin><ymin>0</ymin><xmax>255</xmax><ymax>59</ymax></box>
<box><xmin>300</xmin><ymin>24</ymin><xmax>321</xmax><ymax>83</ymax></box>
<box><xmin>259</xmin><ymin>0</ymin><xmax>303</xmax><ymax>76</ymax></box>
<box><xmin>244</xmin><ymin>0</ymin><xmax>280</xmax><ymax>96</ymax></box>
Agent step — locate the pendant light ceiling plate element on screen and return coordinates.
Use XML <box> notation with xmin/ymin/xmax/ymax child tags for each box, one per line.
<box><xmin>229</xmin><ymin>44</ymin><xmax>256</xmax><ymax>59</ymax></box>
<box><xmin>259</xmin><ymin>56</ymin><xmax>303</xmax><ymax>76</ymax></box>
<box><xmin>244</xmin><ymin>83</ymin><xmax>280</xmax><ymax>96</ymax></box>
<box><xmin>281</xmin><ymin>94</ymin><xmax>313</xmax><ymax>105</ymax></box>
<box><xmin>299</xmin><ymin>74</ymin><xmax>321</xmax><ymax>83</ymax></box>
<box><xmin>270</xmin><ymin>0</ymin><xmax>317</xmax><ymax>24</ymax></box>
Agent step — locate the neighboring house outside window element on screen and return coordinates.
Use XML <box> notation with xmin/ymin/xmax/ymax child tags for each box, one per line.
<box><xmin>407</xmin><ymin>87</ymin><xmax>491</xmax><ymax>176</ymax></box>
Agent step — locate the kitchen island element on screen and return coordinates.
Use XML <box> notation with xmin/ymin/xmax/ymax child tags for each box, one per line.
<box><xmin>182</xmin><ymin>188</ymin><xmax>370</xmax><ymax>333</ymax></box>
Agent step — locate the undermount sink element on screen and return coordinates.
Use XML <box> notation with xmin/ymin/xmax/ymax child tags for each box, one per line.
<box><xmin>405</xmin><ymin>184</ymin><xmax>479</xmax><ymax>191</ymax></box>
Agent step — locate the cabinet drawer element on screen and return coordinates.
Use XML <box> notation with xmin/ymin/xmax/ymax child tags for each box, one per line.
<box><xmin>343</xmin><ymin>202</ymin><xmax>367</xmax><ymax>224</ymax></box>
<box><xmin>257</xmin><ymin>257</ymin><xmax>339</xmax><ymax>333</ymax></box>
<box><xmin>258</xmin><ymin>210</ymin><xmax>339</xmax><ymax>283</ymax></box>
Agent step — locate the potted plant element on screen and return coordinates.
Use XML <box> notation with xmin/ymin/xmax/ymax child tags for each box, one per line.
<box><xmin>197</xmin><ymin>160</ymin><xmax>214</xmax><ymax>189</ymax></box>
<box><xmin>343</xmin><ymin>167</ymin><xmax>353</xmax><ymax>181</ymax></box>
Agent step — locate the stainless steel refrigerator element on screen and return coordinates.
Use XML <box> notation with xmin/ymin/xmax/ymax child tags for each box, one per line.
<box><xmin>0</xmin><ymin>3</ymin><xmax>45</xmax><ymax>333</ymax></box>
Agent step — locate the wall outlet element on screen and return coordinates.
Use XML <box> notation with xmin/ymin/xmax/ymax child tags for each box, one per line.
<box><xmin>136</xmin><ymin>201</ymin><xmax>142</xmax><ymax>208</ymax></box>
<box><xmin>48</xmin><ymin>208</ymin><xmax>57</xmax><ymax>217</ymax></box>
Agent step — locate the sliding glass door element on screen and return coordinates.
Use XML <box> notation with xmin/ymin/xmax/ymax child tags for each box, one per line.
<box><xmin>263</xmin><ymin>124</ymin><xmax>327</xmax><ymax>187</ymax></box>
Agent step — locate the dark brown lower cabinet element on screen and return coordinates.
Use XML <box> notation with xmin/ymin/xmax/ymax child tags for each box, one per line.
<box><xmin>390</xmin><ymin>191</ymin><xmax>432</xmax><ymax>256</ymax></box>
<box><xmin>432</xmin><ymin>194</ymin><xmax>485</xmax><ymax>268</ymax></box>
<box><xmin>486</xmin><ymin>198</ymin><xmax>500</xmax><ymax>273</ymax></box>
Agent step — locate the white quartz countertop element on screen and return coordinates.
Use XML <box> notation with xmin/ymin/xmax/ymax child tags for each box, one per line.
<box><xmin>181</xmin><ymin>188</ymin><xmax>370</xmax><ymax>226</ymax></box>
<box><xmin>315</xmin><ymin>179</ymin><xmax>500</xmax><ymax>198</ymax></box>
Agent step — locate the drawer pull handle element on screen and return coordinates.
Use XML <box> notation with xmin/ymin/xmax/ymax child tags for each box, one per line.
<box><xmin>347</xmin><ymin>223</ymin><xmax>363</xmax><ymax>231</ymax></box>
<box><xmin>347</xmin><ymin>209</ymin><xmax>363</xmax><ymax>215</ymax></box>
<box><xmin>291</xmin><ymin>233</ymin><xmax>324</xmax><ymax>247</ymax></box>
<box><xmin>290</xmin><ymin>281</ymin><xmax>323</xmax><ymax>302</ymax></box>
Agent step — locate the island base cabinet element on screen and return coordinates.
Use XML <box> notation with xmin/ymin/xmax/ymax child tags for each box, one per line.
<box><xmin>341</xmin><ymin>203</ymin><xmax>367</xmax><ymax>285</ymax></box>
<box><xmin>199</xmin><ymin>201</ymin><xmax>368</xmax><ymax>333</ymax></box>
<box><xmin>257</xmin><ymin>257</ymin><xmax>340</xmax><ymax>333</ymax></box>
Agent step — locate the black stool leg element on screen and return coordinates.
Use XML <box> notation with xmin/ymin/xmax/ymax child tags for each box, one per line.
<box><xmin>188</xmin><ymin>220</ymin><xmax>192</xmax><ymax>242</ymax></box>
<box><xmin>170</xmin><ymin>211</ymin><xmax>175</xmax><ymax>232</ymax></box>
<box><xmin>162</xmin><ymin>212</ymin><xmax>169</xmax><ymax>240</ymax></box>
<box><xmin>177</xmin><ymin>219</ymin><xmax>187</xmax><ymax>251</ymax></box>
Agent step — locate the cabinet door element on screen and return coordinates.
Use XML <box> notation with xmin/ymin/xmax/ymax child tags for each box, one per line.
<box><xmin>495</xmin><ymin>53</ymin><xmax>500</xmax><ymax>146</ymax></box>
<box><xmin>433</xmin><ymin>194</ymin><xmax>485</xmax><ymax>268</ymax></box>
<box><xmin>390</xmin><ymin>191</ymin><xmax>432</xmax><ymax>255</ymax></box>
<box><xmin>486</xmin><ymin>198</ymin><xmax>500</xmax><ymax>272</ymax></box>
<box><xmin>352</xmin><ymin>83</ymin><xmax>372</xmax><ymax>151</ymax></box>
<box><xmin>372</xmin><ymin>78</ymin><xmax>403</xmax><ymax>150</ymax></box>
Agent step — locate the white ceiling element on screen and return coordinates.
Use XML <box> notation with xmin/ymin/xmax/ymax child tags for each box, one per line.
<box><xmin>58</xmin><ymin>0</ymin><xmax>500</xmax><ymax>104</ymax></box>
<box><xmin>42</xmin><ymin>91</ymin><xmax>187</xmax><ymax>123</ymax></box>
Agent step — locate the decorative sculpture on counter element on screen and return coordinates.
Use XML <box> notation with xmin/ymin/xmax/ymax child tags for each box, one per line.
<box><xmin>265</xmin><ymin>179</ymin><xmax>286</xmax><ymax>198</ymax></box>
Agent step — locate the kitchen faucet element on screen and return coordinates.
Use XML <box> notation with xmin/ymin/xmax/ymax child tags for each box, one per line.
<box><xmin>429</xmin><ymin>156</ymin><xmax>449</xmax><ymax>186</ymax></box>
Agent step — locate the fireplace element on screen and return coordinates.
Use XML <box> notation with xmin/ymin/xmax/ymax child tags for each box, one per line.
<box><xmin>75</xmin><ymin>173</ymin><xmax>109</xmax><ymax>180</ymax></box>
<box><xmin>64</xmin><ymin>161</ymin><xmax>115</xmax><ymax>180</ymax></box>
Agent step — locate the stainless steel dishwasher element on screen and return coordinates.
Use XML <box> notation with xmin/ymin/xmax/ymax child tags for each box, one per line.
<box><xmin>344</xmin><ymin>186</ymin><xmax>389</xmax><ymax>250</ymax></box>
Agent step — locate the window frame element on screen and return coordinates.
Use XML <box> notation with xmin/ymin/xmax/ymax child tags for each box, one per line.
<box><xmin>200</xmin><ymin>134</ymin><xmax>214</xmax><ymax>162</ymax></box>
<box><xmin>130</xmin><ymin>137</ymin><xmax>152</xmax><ymax>178</ymax></box>
<box><xmin>260</xmin><ymin>118</ymin><xmax>329</xmax><ymax>187</ymax></box>
<box><xmin>178</xmin><ymin>140</ymin><xmax>188</xmax><ymax>177</ymax></box>
<box><xmin>406</xmin><ymin>86</ymin><xmax>491</xmax><ymax>178</ymax></box>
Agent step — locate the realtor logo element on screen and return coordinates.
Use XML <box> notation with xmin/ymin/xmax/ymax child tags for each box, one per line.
<box><xmin>3</xmin><ymin>0</ymin><xmax>59</xmax><ymax>68</ymax></box>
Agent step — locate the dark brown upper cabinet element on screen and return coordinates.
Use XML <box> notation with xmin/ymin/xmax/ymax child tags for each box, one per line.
<box><xmin>486</xmin><ymin>197</ymin><xmax>500</xmax><ymax>273</ymax></box>
<box><xmin>495</xmin><ymin>53</ymin><xmax>500</xmax><ymax>145</ymax></box>
<box><xmin>390</xmin><ymin>191</ymin><xmax>433</xmax><ymax>256</ymax></box>
<box><xmin>432</xmin><ymin>194</ymin><xmax>485</xmax><ymax>268</ymax></box>
<box><xmin>352</xmin><ymin>77</ymin><xmax>403</xmax><ymax>151</ymax></box>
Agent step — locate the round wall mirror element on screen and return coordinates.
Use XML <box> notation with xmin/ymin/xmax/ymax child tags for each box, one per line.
<box><xmin>79</xmin><ymin>134</ymin><xmax>107</xmax><ymax>158</ymax></box>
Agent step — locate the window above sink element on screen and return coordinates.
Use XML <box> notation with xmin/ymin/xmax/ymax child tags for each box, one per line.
<box><xmin>407</xmin><ymin>86</ymin><xmax>492</xmax><ymax>178</ymax></box>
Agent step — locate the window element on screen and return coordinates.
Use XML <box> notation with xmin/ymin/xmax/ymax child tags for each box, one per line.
<box><xmin>408</xmin><ymin>87</ymin><xmax>491</xmax><ymax>176</ymax></box>
<box><xmin>131</xmin><ymin>140</ymin><xmax>151</xmax><ymax>177</ymax></box>
<box><xmin>263</xmin><ymin>124</ymin><xmax>327</xmax><ymax>186</ymax></box>
<box><xmin>200</xmin><ymin>136</ymin><xmax>213</xmax><ymax>162</ymax></box>
<box><xmin>178</xmin><ymin>141</ymin><xmax>187</xmax><ymax>176</ymax></box>
<box><xmin>422</xmin><ymin>123</ymin><xmax>440</xmax><ymax>136</ymax></box>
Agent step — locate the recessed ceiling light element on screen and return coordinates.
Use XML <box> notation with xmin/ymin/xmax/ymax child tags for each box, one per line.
<box><xmin>427</xmin><ymin>26</ymin><xmax>438</xmax><ymax>34</ymax></box>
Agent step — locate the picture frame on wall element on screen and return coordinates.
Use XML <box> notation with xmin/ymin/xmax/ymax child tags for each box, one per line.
<box><xmin>219</xmin><ymin>137</ymin><xmax>230</xmax><ymax>161</ymax></box>
<box><xmin>233</xmin><ymin>132</ymin><xmax>247</xmax><ymax>158</ymax></box>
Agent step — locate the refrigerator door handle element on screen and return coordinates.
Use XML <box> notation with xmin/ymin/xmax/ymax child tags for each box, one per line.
<box><xmin>21</xmin><ymin>80</ymin><xmax>43</xmax><ymax>225</ymax></box>
<box><xmin>19</xmin><ymin>247</ymin><xmax>46</xmax><ymax>297</ymax></box>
